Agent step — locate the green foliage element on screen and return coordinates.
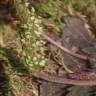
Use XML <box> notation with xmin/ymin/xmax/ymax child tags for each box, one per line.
<box><xmin>32</xmin><ymin>0</ymin><xmax>65</xmax><ymax>31</ymax></box>
<box><xmin>32</xmin><ymin>0</ymin><xmax>96</xmax><ymax>32</ymax></box>
<box><xmin>0</xmin><ymin>0</ymin><xmax>47</xmax><ymax>95</ymax></box>
<box><xmin>10</xmin><ymin>0</ymin><xmax>30</xmax><ymax>24</ymax></box>
<box><xmin>9</xmin><ymin>0</ymin><xmax>47</xmax><ymax>74</ymax></box>
<box><xmin>18</xmin><ymin>7</ymin><xmax>47</xmax><ymax>74</ymax></box>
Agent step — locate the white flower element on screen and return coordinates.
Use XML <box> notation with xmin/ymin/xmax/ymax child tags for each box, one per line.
<box><xmin>39</xmin><ymin>60</ymin><xmax>46</xmax><ymax>66</ymax></box>
<box><xmin>31</xmin><ymin>7</ymin><xmax>35</xmax><ymax>13</ymax></box>
<box><xmin>27</xmin><ymin>55</ymin><xmax>31</xmax><ymax>60</ymax></box>
<box><xmin>33</xmin><ymin>57</ymin><xmax>37</xmax><ymax>61</ymax></box>
<box><xmin>41</xmin><ymin>56</ymin><xmax>45</xmax><ymax>59</ymax></box>
<box><xmin>25</xmin><ymin>2</ymin><xmax>29</xmax><ymax>7</ymax></box>
<box><xmin>34</xmin><ymin>30</ymin><xmax>42</xmax><ymax>35</ymax></box>
<box><xmin>34</xmin><ymin>19</ymin><xmax>39</xmax><ymax>24</ymax></box>
<box><xmin>32</xmin><ymin>43</ymin><xmax>36</xmax><ymax>47</ymax></box>
<box><xmin>30</xmin><ymin>16</ymin><xmax>35</xmax><ymax>20</ymax></box>
<box><xmin>35</xmin><ymin>41</ymin><xmax>40</xmax><ymax>46</ymax></box>
<box><xmin>23</xmin><ymin>24</ymin><xmax>28</xmax><ymax>28</ymax></box>
<box><xmin>21</xmin><ymin>39</ymin><xmax>26</xmax><ymax>44</ymax></box>
<box><xmin>29</xmin><ymin>63</ymin><xmax>33</xmax><ymax>67</ymax></box>
<box><xmin>38</xmin><ymin>27</ymin><xmax>43</xmax><ymax>32</ymax></box>
<box><xmin>40</xmin><ymin>40</ymin><xmax>46</xmax><ymax>44</ymax></box>
<box><xmin>25</xmin><ymin>31</ymin><xmax>31</xmax><ymax>35</ymax></box>
<box><xmin>34</xmin><ymin>61</ymin><xmax>39</xmax><ymax>65</ymax></box>
<box><xmin>40</xmin><ymin>47</ymin><xmax>44</xmax><ymax>52</ymax></box>
<box><xmin>26</xmin><ymin>34</ymin><xmax>31</xmax><ymax>39</ymax></box>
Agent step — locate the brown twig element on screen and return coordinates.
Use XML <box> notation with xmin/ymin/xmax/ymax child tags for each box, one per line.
<box><xmin>36</xmin><ymin>72</ymin><xmax>96</xmax><ymax>86</ymax></box>
<box><xmin>39</xmin><ymin>34</ymin><xmax>96</xmax><ymax>85</ymax></box>
<box><xmin>43</xmin><ymin>34</ymin><xmax>87</xmax><ymax>60</ymax></box>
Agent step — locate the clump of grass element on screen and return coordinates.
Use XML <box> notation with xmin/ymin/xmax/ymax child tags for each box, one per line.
<box><xmin>0</xmin><ymin>0</ymin><xmax>47</xmax><ymax>95</ymax></box>
<box><xmin>19</xmin><ymin>8</ymin><xmax>47</xmax><ymax>74</ymax></box>
<box><xmin>11</xmin><ymin>0</ymin><xmax>47</xmax><ymax>74</ymax></box>
<box><xmin>31</xmin><ymin>0</ymin><xmax>65</xmax><ymax>31</ymax></box>
<box><xmin>10</xmin><ymin>0</ymin><xmax>30</xmax><ymax>24</ymax></box>
<box><xmin>0</xmin><ymin>24</ymin><xmax>38</xmax><ymax>96</ymax></box>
